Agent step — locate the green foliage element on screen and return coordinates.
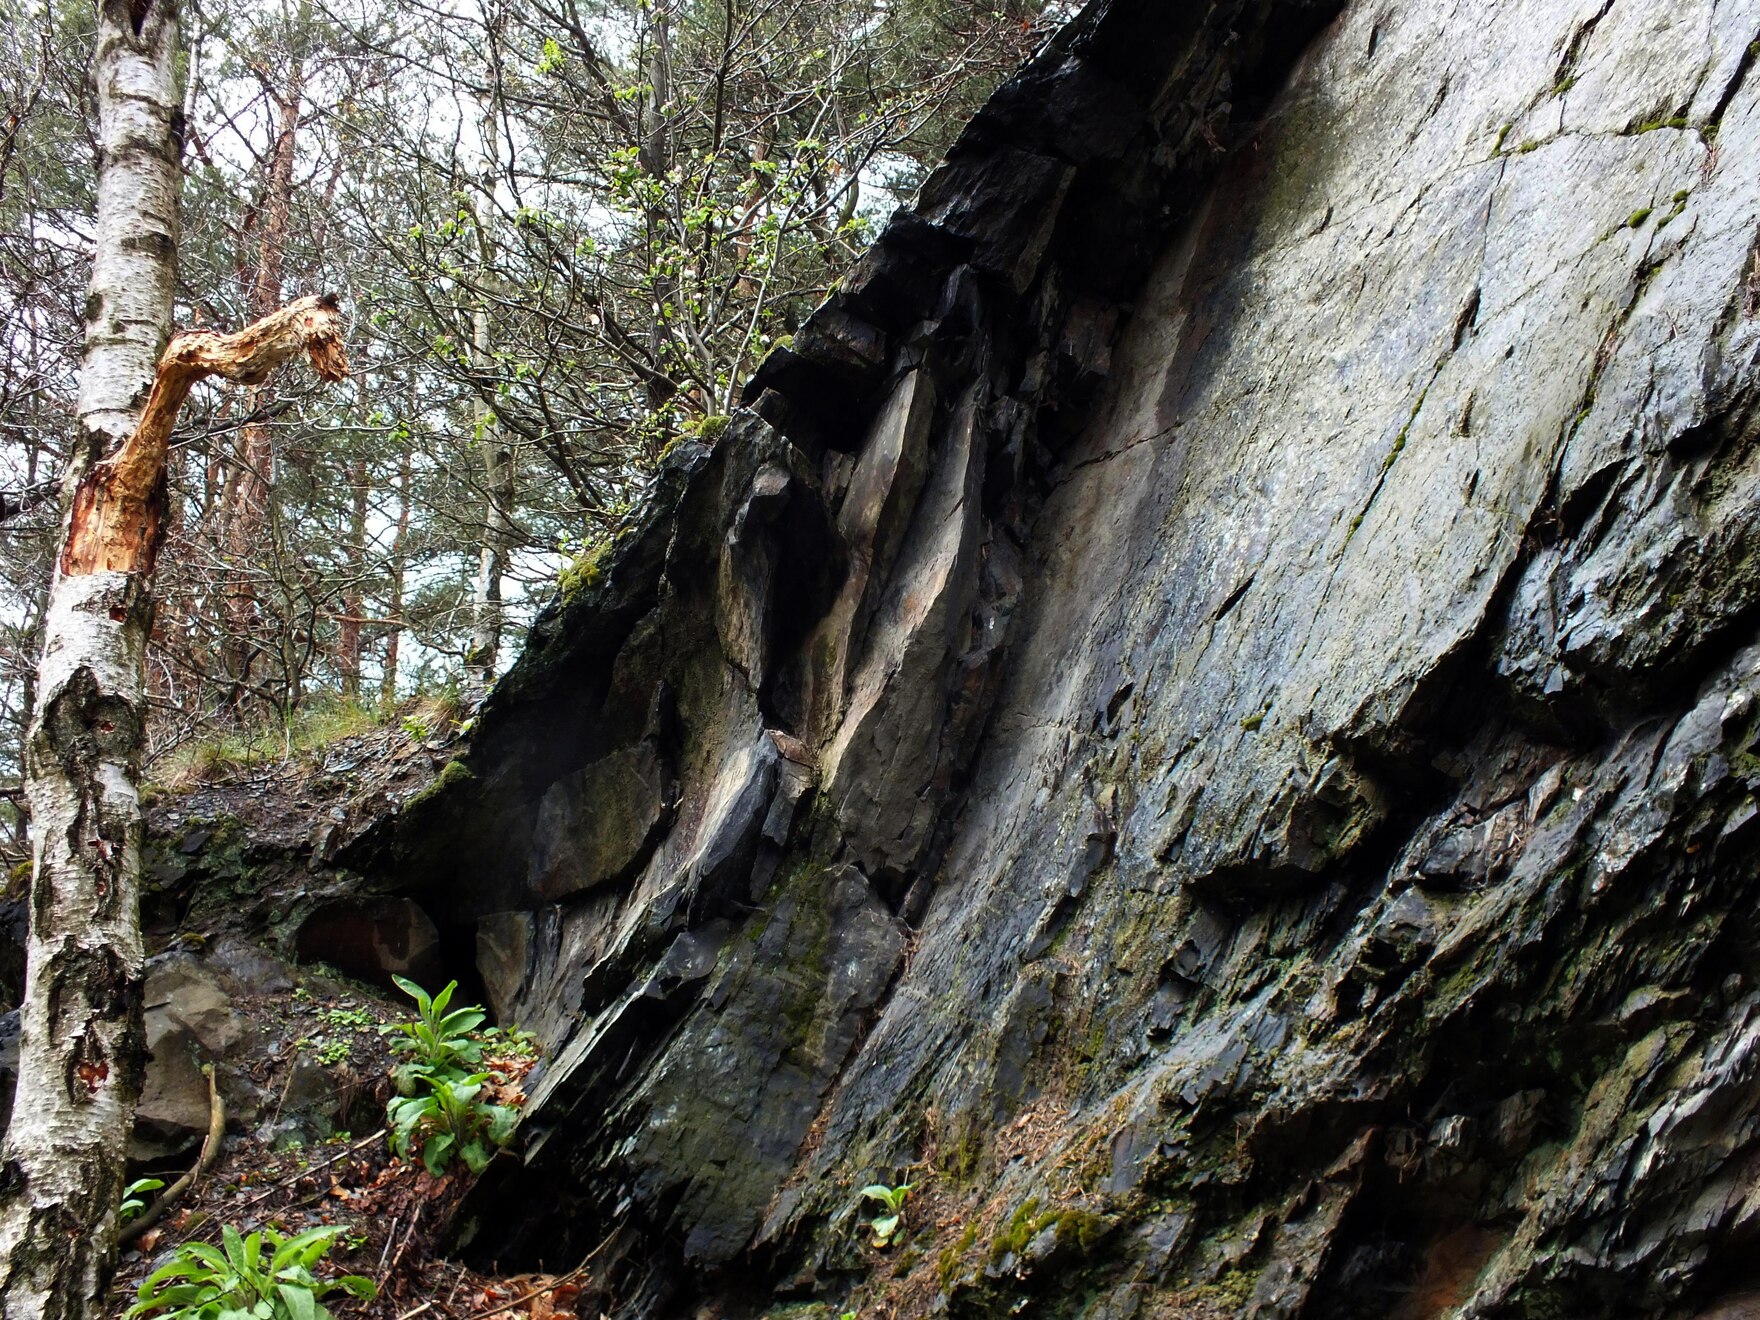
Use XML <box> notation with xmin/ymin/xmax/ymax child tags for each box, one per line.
<box><xmin>125</xmin><ymin>1224</ymin><xmax>375</xmax><ymax>1320</ymax></box>
<box><xmin>0</xmin><ymin>0</ymin><xmax>1064</xmax><ymax>783</ymax></box>
<box><xmin>857</xmin><ymin>1182</ymin><xmax>914</xmax><ymax>1248</ymax></box>
<box><xmin>121</xmin><ymin>1177</ymin><xmax>165</xmax><ymax>1224</ymax></box>
<box><xmin>381</xmin><ymin>978</ymin><xmax>519</xmax><ymax>1173</ymax></box>
<box><xmin>294</xmin><ymin>1034</ymin><xmax>353</xmax><ymax>1067</ymax></box>
<box><xmin>155</xmin><ymin>700</ymin><xmax>382</xmax><ymax>788</ymax></box>
<box><xmin>481</xmin><ymin>1024</ymin><xmax>539</xmax><ymax>1058</ymax></box>
<box><xmin>298</xmin><ymin>992</ymin><xmax>383</xmax><ymax>1069</ymax></box>
<box><xmin>316</xmin><ymin>1004</ymin><xmax>375</xmax><ymax>1032</ymax></box>
<box><xmin>387</xmin><ymin>1070</ymin><xmax>519</xmax><ymax>1175</ymax></box>
<box><xmin>382</xmin><ymin>976</ymin><xmax>484</xmax><ymax>1081</ymax></box>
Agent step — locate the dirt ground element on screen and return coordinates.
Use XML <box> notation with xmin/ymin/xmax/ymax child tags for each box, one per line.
<box><xmin>107</xmin><ymin>1003</ymin><xmax>582</xmax><ymax>1320</ymax></box>
<box><xmin>106</xmin><ymin>711</ymin><xmax>593</xmax><ymax>1318</ymax></box>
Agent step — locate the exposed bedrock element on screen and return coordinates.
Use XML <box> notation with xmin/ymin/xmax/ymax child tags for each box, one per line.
<box><xmin>377</xmin><ymin>0</ymin><xmax>1760</xmax><ymax>1314</ymax></box>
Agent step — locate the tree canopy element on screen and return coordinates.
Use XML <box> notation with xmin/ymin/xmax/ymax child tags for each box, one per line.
<box><xmin>0</xmin><ymin>0</ymin><xmax>1066</xmax><ymax>833</ymax></box>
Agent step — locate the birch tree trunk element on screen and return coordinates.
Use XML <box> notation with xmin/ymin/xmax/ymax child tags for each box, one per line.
<box><xmin>0</xmin><ymin>2</ymin><xmax>180</xmax><ymax>1311</ymax></box>
<box><xmin>466</xmin><ymin>105</ymin><xmax>513</xmax><ymax>685</ymax></box>
<box><xmin>381</xmin><ymin>417</ymin><xmax>413</xmax><ymax>712</ymax></box>
<box><xmin>0</xmin><ymin>299</ymin><xmax>348</xmax><ymax>1316</ymax></box>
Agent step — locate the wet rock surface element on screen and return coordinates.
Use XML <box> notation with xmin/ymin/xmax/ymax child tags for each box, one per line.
<box><xmin>388</xmin><ymin>0</ymin><xmax>1760</xmax><ymax>1316</ymax></box>
<box><xmin>126</xmin><ymin>940</ymin><xmax>398</xmax><ymax>1163</ymax></box>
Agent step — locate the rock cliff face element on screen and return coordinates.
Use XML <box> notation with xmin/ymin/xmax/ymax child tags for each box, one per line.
<box><xmin>380</xmin><ymin>0</ymin><xmax>1760</xmax><ymax>1314</ymax></box>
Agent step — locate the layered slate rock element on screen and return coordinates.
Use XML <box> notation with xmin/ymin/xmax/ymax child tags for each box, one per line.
<box><xmin>382</xmin><ymin>0</ymin><xmax>1760</xmax><ymax>1315</ymax></box>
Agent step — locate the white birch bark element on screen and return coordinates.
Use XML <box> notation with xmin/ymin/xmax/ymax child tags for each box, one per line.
<box><xmin>0</xmin><ymin>10</ymin><xmax>343</xmax><ymax>1308</ymax></box>
<box><xmin>71</xmin><ymin>0</ymin><xmax>182</xmax><ymax>489</ymax></box>
<box><xmin>0</xmin><ymin>1</ymin><xmax>180</xmax><ymax>1311</ymax></box>
<box><xmin>467</xmin><ymin>108</ymin><xmax>513</xmax><ymax>684</ymax></box>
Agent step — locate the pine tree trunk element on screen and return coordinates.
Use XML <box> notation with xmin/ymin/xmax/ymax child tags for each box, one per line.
<box><xmin>381</xmin><ymin>436</ymin><xmax>412</xmax><ymax>712</ymax></box>
<box><xmin>465</xmin><ymin>302</ymin><xmax>510</xmax><ymax>684</ymax></box>
<box><xmin>339</xmin><ymin>453</ymin><xmax>367</xmax><ymax>700</ymax></box>
<box><xmin>221</xmin><ymin>61</ymin><xmax>303</xmax><ymax>710</ymax></box>
<box><xmin>0</xmin><ymin>2</ymin><xmax>180</xmax><ymax>1310</ymax></box>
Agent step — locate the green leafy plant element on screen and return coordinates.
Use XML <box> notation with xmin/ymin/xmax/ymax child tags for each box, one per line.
<box><xmin>379</xmin><ymin>978</ymin><xmax>524</xmax><ymax>1174</ymax></box>
<box><xmin>480</xmin><ymin>1024</ymin><xmax>538</xmax><ymax>1059</ymax></box>
<box><xmin>387</xmin><ymin>1070</ymin><xmax>518</xmax><ymax>1175</ymax></box>
<box><xmin>125</xmin><ymin>1223</ymin><xmax>374</xmax><ymax>1319</ymax></box>
<box><xmin>120</xmin><ymin>1177</ymin><xmax>165</xmax><ymax>1224</ymax></box>
<box><xmin>382</xmin><ymin>976</ymin><xmax>484</xmax><ymax>1083</ymax></box>
<box><xmin>316</xmin><ymin>1004</ymin><xmax>375</xmax><ymax>1031</ymax></box>
<box><xmin>858</xmin><ymin>1182</ymin><xmax>914</xmax><ymax>1249</ymax></box>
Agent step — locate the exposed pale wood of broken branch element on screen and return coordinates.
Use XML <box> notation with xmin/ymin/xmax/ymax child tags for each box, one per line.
<box><xmin>61</xmin><ymin>293</ymin><xmax>350</xmax><ymax>576</ymax></box>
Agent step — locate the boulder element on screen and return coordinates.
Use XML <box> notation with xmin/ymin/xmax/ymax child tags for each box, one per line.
<box><xmin>395</xmin><ymin>0</ymin><xmax>1760</xmax><ymax>1314</ymax></box>
<box><xmin>133</xmin><ymin>954</ymin><xmax>252</xmax><ymax>1161</ymax></box>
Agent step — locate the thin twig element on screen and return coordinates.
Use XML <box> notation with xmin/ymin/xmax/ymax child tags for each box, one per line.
<box><xmin>377</xmin><ymin>1214</ymin><xmax>401</xmax><ymax>1278</ymax></box>
<box><xmin>459</xmin><ymin>1258</ymin><xmax>594</xmax><ymax>1320</ymax></box>
<box><xmin>172</xmin><ymin>1127</ymin><xmax>387</xmax><ymax>1245</ymax></box>
<box><xmin>267</xmin><ymin>1051</ymin><xmax>299</xmax><ymax>1128</ymax></box>
<box><xmin>382</xmin><ymin>1201</ymin><xmax>424</xmax><ymax>1294</ymax></box>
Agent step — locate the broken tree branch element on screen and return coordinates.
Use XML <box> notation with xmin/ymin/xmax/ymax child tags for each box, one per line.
<box><xmin>61</xmin><ymin>293</ymin><xmax>350</xmax><ymax>577</ymax></box>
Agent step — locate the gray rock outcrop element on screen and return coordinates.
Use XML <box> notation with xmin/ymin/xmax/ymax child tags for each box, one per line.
<box><xmin>383</xmin><ymin>0</ymin><xmax>1760</xmax><ymax>1315</ymax></box>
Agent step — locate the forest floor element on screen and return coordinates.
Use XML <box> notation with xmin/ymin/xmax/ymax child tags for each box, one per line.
<box><xmin>98</xmin><ymin>703</ymin><xmax>597</xmax><ymax>1318</ymax></box>
<box><xmin>104</xmin><ymin>967</ymin><xmax>586</xmax><ymax>1319</ymax></box>
<box><xmin>141</xmin><ymin>694</ymin><xmax>465</xmax><ymax>854</ymax></box>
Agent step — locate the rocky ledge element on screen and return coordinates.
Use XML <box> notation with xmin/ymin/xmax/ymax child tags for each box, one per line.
<box><xmin>369</xmin><ymin>0</ymin><xmax>1760</xmax><ymax>1316</ymax></box>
